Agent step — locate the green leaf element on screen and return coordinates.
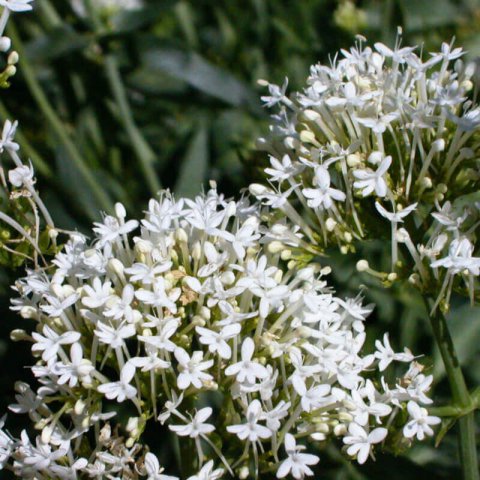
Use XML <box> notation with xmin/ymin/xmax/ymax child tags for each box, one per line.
<box><xmin>174</xmin><ymin>125</ymin><xmax>209</xmax><ymax>198</ymax></box>
<box><xmin>399</xmin><ymin>0</ymin><xmax>460</xmax><ymax>30</ymax></box>
<box><xmin>110</xmin><ymin>3</ymin><xmax>176</xmax><ymax>34</ymax></box>
<box><xmin>141</xmin><ymin>44</ymin><xmax>261</xmax><ymax>113</ymax></box>
<box><xmin>25</xmin><ymin>25</ymin><xmax>89</xmax><ymax>61</ymax></box>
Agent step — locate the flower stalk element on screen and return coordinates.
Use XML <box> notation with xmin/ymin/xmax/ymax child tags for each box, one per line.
<box><xmin>429</xmin><ymin>305</ymin><xmax>479</xmax><ymax>480</ymax></box>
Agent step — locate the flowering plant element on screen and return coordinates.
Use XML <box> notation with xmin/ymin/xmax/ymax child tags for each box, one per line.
<box><xmin>254</xmin><ymin>32</ymin><xmax>480</xmax><ymax>479</ymax></box>
<box><xmin>0</xmin><ymin>2</ymin><xmax>471</xmax><ymax>480</ymax></box>
<box><xmin>0</xmin><ymin>186</ymin><xmax>437</xmax><ymax>478</ymax></box>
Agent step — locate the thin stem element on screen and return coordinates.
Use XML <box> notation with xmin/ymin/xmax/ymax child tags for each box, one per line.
<box><xmin>103</xmin><ymin>55</ymin><xmax>161</xmax><ymax>195</ymax></box>
<box><xmin>9</xmin><ymin>150</ymin><xmax>55</xmax><ymax>228</ymax></box>
<box><xmin>8</xmin><ymin>22</ymin><xmax>114</xmax><ymax>214</ymax></box>
<box><xmin>429</xmin><ymin>305</ymin><xmax>479</xmax><ymax>480</ymax></box>
<box><xmin>85</xmin><ymin>0</ymin><xmax>161</xmax><ymax>196</ymax></box>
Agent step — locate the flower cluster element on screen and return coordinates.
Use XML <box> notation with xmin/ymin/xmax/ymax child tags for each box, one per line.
<box><xmin>0</xmin><ymin>187</ymin><xmax>437</xmax><ymax>479</ymax></box>
<box><xmin>254</xmin><ymin>34</ymin><xmax>480</xmax><ymax>312</ymax></box>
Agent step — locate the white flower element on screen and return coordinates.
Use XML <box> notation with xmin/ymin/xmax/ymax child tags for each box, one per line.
<box><xmin>31</xmin><ymin>325</ymin><xmax>81</xmax><ymax>362</ymax></box>
<box><xmin>353</xmin><ymin>155</ymin><xmax>392</xmax><ymax>197</ymax></box>
<box><xmin>94</xmin><ymin>321</ymin><xmax>136</xmax><ymax>348</ymax></box>
<box><xmin>375</xmin><ymin>202</ymin><xmax>417</xmax><ymax>223</ymax></box>
<box><xmin>0</xmin><ymin>416</ymin><xmax>14</xmax><ymax>469</ymax></box>
<box><xmin>302</xmin><ymin>165</ymin><xmax>346</xmax><ymax>210</ymax></box>
<box><xmin>0</xmin><ymin>0</ymin><xmax>34</xmax><ymax>12</ymax></box>
<box><xmin>169</xmin><ymin>407</ymin><xmax>215</xmax><ymax>438</ymax></box>
<box><xmin>343</xmin><ymin>423</ymin><xmax>387</xmax><ymax>464</ymax></box>
<box><xmin>186</xmin><ymin>460</ymin><xmax>224</xmax><ymax>480</ymax></box>
<box><xmin>104</xmin><ymin>284</ymin><xmax>136</xmax><ymax>322</ymax></box>
<box><xmin>97</xmin><ymin>362</ymin><xmax>137</xmax><ymax>402</ymax></box>
<box><xmin>8</xmin><ymin>162</ymin><xmax>34</xmax><ymax>187</ymax></box>
<box><xmin>40</xmin><ymin>291</ymin><xmax>79</xmax><ymax>317</ymax></box>
<box><xmin>261</xmin><ymin>77</ymin><xmax>288</xmax><ymax>107</ymax></box>
<box><xmin>196</xmin><ymin>324</ymin><xmax>241</xmax><ymax>360</ymax></box>
<box><xmin>174</xmin><ymin>348</ymin><xmax>213</xmax><ymax>390</ymax></box>
<box><xmin>403</xmin><ymin>401</ymin><xmax>440</xmax><ymax>440</ymax></box>
<box><xmin>81</xmin><ymin>277</ymin><xmax>112</xmax><ymax>309</ymax></box>
<box><xmin>431</xmin><ymin>237</ymin><xmax>480</xmax><ymax>275</ymax></box>
<box><xmin>144</xmin><ymin>452</ymin><xmax>179</xmax><ymax>480</ymax></box>
<box><xmin>276</xmin><ymin>433</ymin><xmax>319</xmax><ymax>479</ymax></box>
<box><xmin>265</xmin><ymin>154</ymin><xmax>303</xmax><ymax>183</ymax></box>
<box><xmin>226</xmin><ymin>400</ymin><xmax>272</xmax><ymax>442</ymax></box>
<box><xmin>130</xmin><ymin>346</ymin><xmax>170</xmax><ymax>372</ymax></box>
<box><xmin>135</xmin><ymin>278</ymin><xmax>180</xmax><ymax>313</ymax></box>
<box><xmin>225</xmin><ymin>337</ymin><xmax>268</xmax><ymax>384</ymax></box>
<box><xmin>374</xmin><ymin>333</ymin><xmax>414</xmax><ymax>371</ymax></box>
<box><xmin>53</xmin><ymin>343</ymin><xmax>94</xmax><ymax>387</ymax></box>
<box><xmin>93</xmin><ymin>215</ymin><xmax>139</xmax><ymax>247</ymax></box>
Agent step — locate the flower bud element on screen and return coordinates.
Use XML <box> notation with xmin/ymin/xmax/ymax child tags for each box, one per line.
<box><xmin>107</xmin><ymin>258</ymin><xmax>125</xmax><ymax>277</ymax></box>
<box><xmin>249</xmin><ymin>183</ymin><xmax>268</xmax><ymax>196</ymax></box>
<box><xmin>115</xmin><ymin>202</ymin><xmax>126</xmax><ymax>219</ymax></box>
<box><xmin>41</xmin><ymin>426</ymin><xmax>53</xmax><ymax>444</ymax></box>
<box><xmin>175</xmin><ymin>228</ymin><xmax>188</xmax><ymax>244</ymax></box>
<box><xmin>0</xmin><ymin>36</ymin><xmax>11</xmax><ymax>52</ymax></box>
<box><xmin>347</xmin><ymin>153</ymin><xmax>362</xmax><ymax>167</ymax></box>
<box><xmin>10</xmin><ymin>329</ymin><xmax>28</xmax><ymax>341</ymax></box>
<box><xmin>239</xmin><ymin>467</ymin><xmax>250</xmax><ymax>479</ymax></box>
<box><xmin>356</xmin><ymin>259</ymin><xmax>370</xmax><ymax>272</ymax></box>
<box><xmin>325</xmin><ymin>217</ymin><xmax>337</xmax><ymax>231</ymax></box>
<box><xmin>20</xmin><ymin>306</ymin><xmax>37</xmax><ymax>319</ymax></box>
<box><xmin>7</xmin><ymin>51</ymin><xmax>18</xmax><ymax>65</ymax></box>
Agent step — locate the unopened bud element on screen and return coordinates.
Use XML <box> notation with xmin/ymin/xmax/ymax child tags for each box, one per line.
<box><xmin>239</xmin><ymin>467</ymin><xmax>250</xmax><ymax>479</ymax></box>
<box><xmin>356</xmin><ymin>259</ymin><xmax>369</xmax><ymax>272</ymax></box>
<box><xmin>299</xmin><ymin>130</ymin><xmax>318</xmax><ymax>146</ymax></box>
<box><xmin>347</xmin><ymin>153</ymin><xmax>361</xmax><ymax>168</ymax></box>
<box><xmin>10</xmin><ymin>329</ymin><xmax>28</xmax><ymax>341</ymax></box>
<box><xmin>107</xmin><ymin>258</ymin><xmax>124</xmax><ymax>277</ymax></box>
<box><xmin>320</xmin><ymin>266</ymin><xmax>331</xmax><ymax>276</ymax></box>
<box><xmin>302</xmin><ymin>109</ymin><xmax>320</xmax><ymax>121</ymax></box>
<box><xmin>432</xmin><ymin>139</ymin><xmax>445</xmax><ymax>152</ymax></box>
<box><xmin>191</xmin><ymin>242</ymin><xmax>202</xmax><ymax>262</ymax></box>
<box><xmin>115</xmin><ymin>202</ymin><xmax>126</xmax><ymax>219</ymax></box>
<box><xmin>0</xmin><ymin>36</ymin><xmax>11</xmax><ymax>52</ymax></box>
<box><xmin>249</xmin><ymin>183</ymin><xmax>268</xmax><ymax>196</ymax></box>
<box><xmin>41</xmin><ymin>426</ymin><xmax>53</xmax><ymax>444</ymax></box>
<box><xmin>74</xmin><ymin>400</ymin><xmax>86</xmax><ymax>416</ymax></box>
<box><xmin>420</xmin><ymin>177</ymin><xmax>432</xmax><ymax>189</ymax></box>
<box><xmin>48</xmin><ymin>228</ymin><xmax>59</xmax><ymax>240</ymax></box>
<box><xmin>20</xmin><ymin>306</ymin><xmax>37</xmax><ymax>319</ymax></box>
<box><xmin>325</xmin><ymin>217</ymin><xmax>337</xmax><ymax>231</ymax></box>
<box><xmin>268</xmin><ymin>241</ymin><xmax>284</xmax><ymax>254</ymax></box>
<box><xmin>5</xmin><ymin>65</ymin><xmax>15</xmax><ymax>77</ymax></box>
<box><xmin>199</xmin><ymin>306</ymin><xmax>211</xmax><ymax>321</ymax></box>
<box><xmin>175</xmin><ymin>228</ymin><xmax>188</xmax><ymax>244</ymax></box>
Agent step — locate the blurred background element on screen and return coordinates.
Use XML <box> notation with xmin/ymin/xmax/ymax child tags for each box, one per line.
<box><xmin>1</xmin><ymin>0</ymin><xmax>480</xmax><ymax>478</ymax></box>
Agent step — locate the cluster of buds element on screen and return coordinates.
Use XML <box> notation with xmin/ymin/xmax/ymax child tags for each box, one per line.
<box><xmin>0</xmin><ymin>187</ymin><xmax>438</xmax><ymax>479</ymax></box>
<box><xmin>253</xmin><ymin>33</ymin><xmax>480</xmax><ymax>312</ymax></box>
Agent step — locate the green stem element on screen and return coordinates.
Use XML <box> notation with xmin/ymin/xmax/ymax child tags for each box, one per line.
<box><xmin>429</xmin><ymin>307</ymin><xmax>479</xmax><ymax>480</ymax></box>
<box><xmin>85</xmin><ymin>0</ymin><xmax>161</xmax><ymax>196</ymax></box>
<box><xmin>8</xmin><ymin>22</ymin><xmax>114</xmax><ymax>214</ymax></box>
<box><xmin>103</xmin><ymin>54</ymin><xmax>162</xmax><ymax>195</ymax></box>
<box><xmin>36</xmin><ymin>0</ymin><xmax>62</xmax><ymax>27</ymax></box>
